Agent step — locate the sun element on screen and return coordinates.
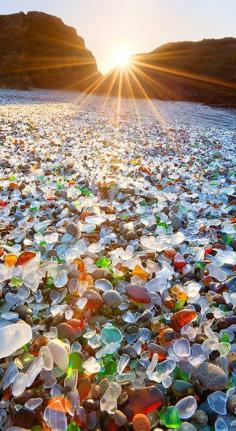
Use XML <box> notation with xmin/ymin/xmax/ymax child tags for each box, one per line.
<box><xmin>114</xmin><ymin>49</ymin><xmax>131</xmax><ymax>68</ymax></box>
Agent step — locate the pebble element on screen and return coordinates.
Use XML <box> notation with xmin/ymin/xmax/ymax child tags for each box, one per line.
<box><xmin>14</xmin><ymin>409</ymin><xmax>39</xmax><ymax>428</ymax></box>
<box><xmin>66</xmin><ymin>222</ymin><xmax>80</xmax><ymax>237</ymax></box>
<box><xmin>192</xmin><ymin>410</ymin><xmax>208</xmax><ymax>426</ymax></box>
<box><xmin>114</xmin><ymin>410</ymin><xmax>127</xmax><ymax>426</ymax></box>
<box><xmin>170</xmin><ymin>215</ymin><xmax>182</xmax><ymax>230</ymax></box>
<box><xmin>15</xmin><ymin>304</ymin><xmax>33</xmax><ymax>318</ymax></box>
<box><xmin>227</xmin><ymin>394</ymin><xmax>236</xmax><ymax>414</ymax></box>
<box><xmin>57</xmin><ymin>322</ymin><xmax>76</xmax><ymax>342</ymax></box>
<box><xmin>0</xmin><ymin>90</ymin><xmax>235</xmax><ymax>430</ymax></box>
<box><xmin>102</xmin><ymin>290</ymin><xmax>122</xmax><ymax>307</ymax></box>
<box><xmin>195</xmin><ymin>362</ymin><xmax>228</xmax><ymax>390</ymax></box>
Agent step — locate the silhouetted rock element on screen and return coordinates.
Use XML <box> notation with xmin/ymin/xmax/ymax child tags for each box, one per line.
<box><xmin>0</xmin><ymin>13</ymin><xmax>235</xmax><ymax>107</ymax></box>
<box><xmin>0</xmin><ymin>12</ymin><xmax>101</xmax><ymax>91</ymax></box>
<box><xmin>98</xmin><ymin>38</ymin><xmax>236</xmax><ymax>108</ymax></box>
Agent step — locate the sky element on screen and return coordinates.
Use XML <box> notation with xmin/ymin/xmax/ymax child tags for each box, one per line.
<box><xmin>1</xmin><ymin>0</ymin><xmax>236</xmax><ymax>73</ymax></box>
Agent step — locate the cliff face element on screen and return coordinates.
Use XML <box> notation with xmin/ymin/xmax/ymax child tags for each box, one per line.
<box><xmin>0</xmin><ymin>12</ymin><xmax>101</xmax><ymax>90</ymax></box>
<box><xmin>0</xmin><ymin>13</ymin><xmax>235</xmax><ymax>107</ymax></box>
<box><xmin>98</xmin><ymin>38</ymin><xmax>236</xmax><ymax>108</ymax></box>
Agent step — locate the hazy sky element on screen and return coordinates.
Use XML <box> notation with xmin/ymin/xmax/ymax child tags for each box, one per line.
<box><xmin>1</xmin><ymin>0</ymin><xmax>236</xmax><ymax>73</ymax></box>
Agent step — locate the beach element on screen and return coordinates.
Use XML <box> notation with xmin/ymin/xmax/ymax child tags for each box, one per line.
<box><xmin>0</xmin><ymin>90</ymin><xmax>236</xmax><ymax>430</ymax></box>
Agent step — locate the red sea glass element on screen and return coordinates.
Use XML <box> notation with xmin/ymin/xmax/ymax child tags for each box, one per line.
<box><xmin>123</xmin><ymin>386</ymin><xmax>163</xmax><ymax>420</ymax></box>
<box><xmin>126</xmin><ymin>285</ymin><xmax>151</xmax><ymax>304</ymax></box>
<box><xmin>171</xmin><ymin>309</ymin><xmax>197</xmax><ymax>331</ymax></box>
<box><xmin>17</xmin><ymin>251</ymin><xmax>36</xmax><ymax>266</ymax></box>
<box><xmin>173</xmin><ymin>254</ymin><xmax>186</xmax><ymax>270</ymax></box>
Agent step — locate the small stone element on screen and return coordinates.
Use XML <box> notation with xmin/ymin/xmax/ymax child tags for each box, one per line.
<box><xmin>91</xmin><ymin>384</ymin><xmax>100</xmax><ymax>399</ymax></box>
<box><xmin>122</xmin><ymin>345</ymin><xmax>138</xmax><ymax>359</ymax></box>
<box><xmin>192</xmin><ymin>410</ymin><xmax>208</xmax><ymax>426</ymax></box>
<box><xmin>57</xmin><ymin>322</ymin><xmax>76</xmax><ymax>343</ymax></box>
<box><xmin>51</xmin><ymin>311</ymin><xmax>65</xmax><ymax>326</ymax></box>
<box><xmin>83</xmin><ymin>399</ymin><xmax>100</xmax><ymax>411</ymax></box>
<box><xmin>227</xmin><ymin>394</ymin><xmax>236</xmax><ymax>414</ymax></box>
<box><xmin>15</xmin><ymin>304</ymin><xmax>33</xmax><ymax>318</ymax></box>
<box><xmin>172</xmin><ymin>380</ymin><xmax>194</xmax><ymax>398</ymax></box>
<box><xmin>92</xmin><ymin>268</ymin><xmax>110</xmax><ymax>280</ymax></box>
<box><xmin>227</xmin><ymin>352</ymin><xmax>236</xmax><ymax>368</ymax></box>
<box><xmin>179</xmin><ymin>424</ymin><xmax>197</xmax><ymax>431</ymax></box>
<box><xmin>214</xmin><ymin>357</ymin><xmax>229</xmax><ymax>375</ymax></box>
<box><xmin>170</xmin><ymin>215</ymin><xmax>182</xmax><ymax>230</ymax></box>
<box><xmin>125</xmin><ymin>230</ymin><xmax>138</xmax><ymax>240</ymax></box>
<box><xmin>117</xmin><ymin>391</ymin><xmax>128</xmax><ymax>407</ymax></box>
<box><xmin>66</xmin><ymin>222</ymin><xmax>79</xmax><ymax>237</ymax></box>
<box><xmin>102</xmin><ymin>290</ymin><xmax>122</xmax><ymax>307</ymax></box>
<box><xmin>15</xmin><ymin>389</ymin><xmax>34</xmax><ymax>405</ymax></box>
<box><xmin>87</xmin><ymin>411</ymin><xmax>98</xmax><ymax>430</ymax></box>
<box><xmin>114</xmin><ymin>410</ymin><xmax>127</xmax><ymax>427</ymax></box>
<box><xmin>14</xmin><ymin>408</ymin><xmax>39</xmax><ymax>428</ymax></box>
<box><xmin>195</xmin><ymin>362</ymin><xmax>228</xmax><ymax>391</ymax></box>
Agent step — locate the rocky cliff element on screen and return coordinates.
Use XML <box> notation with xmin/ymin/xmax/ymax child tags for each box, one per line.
<box><xmin>98</xmin><ymin>38</ymin><xmax>236</xmax><ymax>108</ymax></box>
<box><xmin>0</xmin><ymin>13</ymin><xmax>235</xmax><ymax>107</ymax></box>
<box><xmin>0</xmin><ymin>12</ymin><xmax>101</xmax><ymax>90</ymax></box>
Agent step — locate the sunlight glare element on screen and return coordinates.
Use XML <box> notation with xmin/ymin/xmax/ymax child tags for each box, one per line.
<box><xmin>113</xmin><ymin>49</ymin><xmax>131</xmax><ymax>68</ymax></box>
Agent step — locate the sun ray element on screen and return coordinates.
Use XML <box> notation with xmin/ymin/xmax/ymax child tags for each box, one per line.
<box><xmin>69</xmin><ymin>71</ymin><xmax>100</xmax><ymax>90</ymax></box>
<box><xmin>124</xmin><ymin>68</ymin><xmax>142</xmax><ymax>127</ymax></box>
<box><xmin>102</xmin><ymin>68</ymin><xmax>120</xmax><ymax>110</ymax></box>
<box><xmin>132</xmin><ymin>60</ymin><xmax>236</xmax><ymax>91</ymax></box>
<box><xmin>128</xmin><ymin>67</ymin><xmax>166</xmax><ymax>126</ymax></box>
<box><xmin>115</xmin><ymin>68</ymin><xmax>124</xmax><ymax>127</ymax></box>
<box><xmin>0</xmin><ymin>57</ymin><xmax>98</xmax><ymax>77</ymax></box>
<box><xmin>131</xmin><ymin>63</ymin><xmax>173</xmax><ymax>100</ymax></box>
<box><xmin>29</xmin><ymin>30</ymin><xmax>90</xmax><ymax>52</ymax></box>
<box><xmin>74</xmin><ymin>71</ymin><xmax>115</xmax><ymax>111</ymax></box>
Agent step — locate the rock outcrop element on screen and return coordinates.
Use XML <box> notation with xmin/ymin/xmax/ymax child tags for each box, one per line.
<box><xmin>0</xmin><ymin>12</ymin><xmax>101</xmax><ymax>90</ymax></box>
<box><xmin>0</xmin><ymin>13</ymin><xmax>235</xmax><ymax>107</ymax></box>
<box><xmin>98</xmin><ymin>38</ymin><xmax>236</xmax><ymax>108</ymax></box>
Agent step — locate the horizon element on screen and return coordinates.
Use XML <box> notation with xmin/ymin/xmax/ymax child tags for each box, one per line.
<box><xmin>1</xmin><ymin>0</ymin><xmax>236</xmax><ymax>73</ymax></box>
